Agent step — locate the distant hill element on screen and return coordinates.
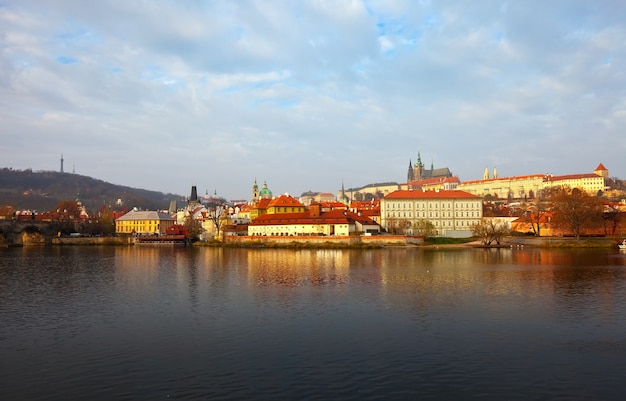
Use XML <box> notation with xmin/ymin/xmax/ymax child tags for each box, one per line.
<box><xmin>0</xmin><ymin>168</ymin><xmax>182</xmax><ymax>212</ymax></box>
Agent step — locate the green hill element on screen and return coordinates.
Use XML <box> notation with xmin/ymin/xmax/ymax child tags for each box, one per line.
<box><xmin>0</xmin><ymin>168</ymin><xmax>181</xmax><ymax>212</ymax></box>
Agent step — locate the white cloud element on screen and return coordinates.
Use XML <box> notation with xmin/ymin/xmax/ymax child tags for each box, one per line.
<box><xmin>1</xmin><ymin>0</ymin><xmax>625</xmax><ymax>199</ymax></box>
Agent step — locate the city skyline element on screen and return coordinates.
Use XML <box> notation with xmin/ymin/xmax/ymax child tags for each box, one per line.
<box><xmin>2</xmin><ymin>1</ymin><xmax>625</xmax><ymax>200</ymax></box>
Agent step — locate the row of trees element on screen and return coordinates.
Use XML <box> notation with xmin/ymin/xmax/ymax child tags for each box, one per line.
<box><xmin>523</xmin><ymin>187</ymin><xmax>609</xmax><ymax>240</ymax></box>
<box><xmin>388</xmin><ymin>187</ymin><xmax>619</xmax><ymax>244</ymax></box>
<box><xmin>474</xmin><ymin>187</ymin><xmax>617</xmax><ymax>244</ymax></box>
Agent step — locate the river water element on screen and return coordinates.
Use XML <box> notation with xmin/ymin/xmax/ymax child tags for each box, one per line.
<box><xmin>1</xmin><ymin>246</ymin><xmax>626</xmax><ymax>400</ymax></box>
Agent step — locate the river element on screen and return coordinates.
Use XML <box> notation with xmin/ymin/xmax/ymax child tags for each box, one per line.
<box><xmin>1</xmin><ymin>246</ymin><xmax>626</xmax><ymax>400</ymax></box>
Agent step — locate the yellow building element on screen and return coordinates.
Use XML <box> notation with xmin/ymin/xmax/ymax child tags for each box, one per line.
<box><xmin>266</xmin><ymin>194</ymin><xmax>306</xmax><ymax>214</ymax></box>
<box><xmin>459</xmin><ymin>163</ymin><xmax>609</xmax><ymax>199</ymax></box>
<box><xmin>115</xmin><ymin>210</ymin><xmax>175</xmax><ymax>235</ymax></box>
<box><xmin>459</xmin><ymin>174</ymin><xmax>545</xmax><ymax>199</ymax></box>
<box><xmin>380</xmin><ymin>189</ymin><xmax>483</xmax><ymax>238</ymax></box>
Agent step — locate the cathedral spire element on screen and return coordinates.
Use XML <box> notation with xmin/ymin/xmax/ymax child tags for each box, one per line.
<box><xmin>340</xmin><ymin>179</ymin><xmax>348</xmax><ymax>205</ymax></box>
<box><xmin>416</xmin><ymin>151</ymin><xmax>423</xmax><ymax>167</ymax></box>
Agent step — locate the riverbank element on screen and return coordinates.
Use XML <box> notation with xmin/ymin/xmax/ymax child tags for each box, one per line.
<box><xmin>2</xmin><ymin>233</ymin><xmax>623</xmax><ymax>249</ymax></box>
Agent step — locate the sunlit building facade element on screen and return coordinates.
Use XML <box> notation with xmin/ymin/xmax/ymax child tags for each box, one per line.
<box><xmin>115</xmin><ymin>210</ymin><xmax>175</xmax><ymax>235</ymax></box>
<box><xmin>380</xmin><ymin>189</ymin><xmax>483</xmax><ymax>238</ymax></box>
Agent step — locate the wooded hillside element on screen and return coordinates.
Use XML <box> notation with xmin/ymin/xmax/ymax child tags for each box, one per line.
<box><xmin>0</xmin><ymin>168</ymin><xmax>181</xmax><ymax>212</ymax></box>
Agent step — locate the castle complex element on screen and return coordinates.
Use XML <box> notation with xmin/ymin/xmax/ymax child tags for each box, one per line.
<box><xmin>458</xmin><ymin>163</ymin><xmax>609</xmax><ymax>199</ymax></box>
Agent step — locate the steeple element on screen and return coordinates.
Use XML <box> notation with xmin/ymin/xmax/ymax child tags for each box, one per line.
<box><xmin>483</xmin><ymin>167</ymin><xmax>490</xmax><ymax>180</ymax></box>
<box><xmin>407</xmin><ymin>159</ymin><xmax>415</xmax><ymax>183</ymax></box>
<box><xmin>252</xmin><ymin>178</ymin><xmax>259</xmax><ymax>203</ymax></box>
<box><xmin>414</xmin><ymin>151</ymin><xmax>424</xmax><ymax>181</ymax></box>
<box><xmin>340</xmin><ymin>180</ymin><xmax>348</xmax><ymax>205</ymax></box>
<box><xmin>415</xmin><ymin>151</ymin><xmax>423</xmax><ymax>168</ymax></box>
<box><xmin>493</xmin><ymin>167</ymin><xmax>498</xmax><ymax>179</ymax></box>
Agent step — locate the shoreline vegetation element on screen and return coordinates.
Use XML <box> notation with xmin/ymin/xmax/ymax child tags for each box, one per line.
<box><xmin>2</xmin><ymin>234</ymin><xmax>624</xmax><ymax>249</ymax></box>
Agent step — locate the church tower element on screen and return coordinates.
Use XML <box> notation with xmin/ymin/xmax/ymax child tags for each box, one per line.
<box><xmin>414</xmin><ymin>151</ymin><xmax>424</xmax><ymax>181</ymax></box>
<box><xmin>407</xmin><ymin>160</ymin><xmax>415</xmax><ymax>183</ymax></box>
<box><xmin>252</xmin><ymin>178</ymin><xmax>259</xmax><ymax>204</ymax></box>
<box><xmin>340</xmin><ymin>180</ymin><xmax>349</xmax><ymax>205</ymax></box>
<box><xmin>483</xmin><ymin>167</ymin><xmax>490</xmax><ymax>180</ymax></box>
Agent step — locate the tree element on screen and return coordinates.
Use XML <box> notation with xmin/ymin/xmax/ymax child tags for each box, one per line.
<box><xmin>602</xmin><ymin>205</ymin><xmax>621</xmax><ymax>235</ymax></box>
<box><xmin>549</xmin><ymin>187</ymin><xmax>603</xmax><ymax>240</ymax></box>
<box><xmin>353</xmin><ymin>192</ymin><xmax>363</xmax><ymax>202</ymax></box>
<box><xmin>54</xmin><ymin>200</ymin><xmax>81</xmax><ymax>219</ymax></box>
<box><xmin>206</xmin><ymin>204</ymin><xmax>229</xmax><ymax>240</ymax></box>
<box><xmin>413</xmin><ymin>219</ymin><xmax>436</xmax><ymax>238</ymax></box>
<box><xmin>525</xmin><ymin>200</ymin><xmax>550</xmax><ymax>237</ymax></box>
<box><xmin>472</xmin><ymin>218</ymin><xmax>510</xmax><ymax>245</ymax></box>
<box><xmin>183</xmin><ymin>214</ymin><xmax>203</xmax><ymax>241</ymax></box>
<box><xmin>96</xmin><ymin>206</ymin><xmax>116</xmax><ymax>236</ymax></box>
<box><xmin>386</xmin><ymin>218</ymin><xmax>411</xmax><ymax>235</ymax></box>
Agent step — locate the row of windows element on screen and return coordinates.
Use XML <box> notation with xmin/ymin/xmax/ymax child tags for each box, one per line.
<box><xmin>398</xmin><ymin>220</ymin><xmax>477</xmax><ymax>228</ymax></box>
<box><xmin>384</xmin><ymin>202</ymin><xmax>481</xmax><ymax>210</ymax></box>
<box><xmin>386</xmin><ymin>211</ymin><xmax>480</xmax><ymax>218</ymax></box>
<box><xmin>117</xmin><ymin>221</ymin><xmax>163</xmax><ymax>233</ymax></box>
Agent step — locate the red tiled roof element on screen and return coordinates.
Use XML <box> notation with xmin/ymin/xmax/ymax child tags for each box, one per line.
<box><xmin>461</xmin><ymin>174</ymin><xmax>544</xmax><ymax>185</ymax></box>
<box><xmin>546</xmin><ymin>173</ymin><xmax>601</xmax><ymax>181</ymax></box>
<box><xmin>249</xmin><ymin>209</ymin><xmax>378</xmax><ymax>226</ymax></box>
<box><xmin>256</xmin><ymin>198</ymin><xmax>272</xmax><ymax>209</ymax></box>
<box><xmin>267</xmin><ymin>194</ymin><xmax>304</xmax><ymax>208</ymax></box>
<box><xmin>595</xmin><ymin>163</ymin><xmax>607</xmax><ymax>171</ymax></box>
<box><xmin>350</xmin><ymin>200</ymin><xmax>380</xmax><ymax>210</ymax></box>
<box><xmin>385</xmin><ymin>189</ymin><xmax>480</xmax><ymax>199</ymax></box>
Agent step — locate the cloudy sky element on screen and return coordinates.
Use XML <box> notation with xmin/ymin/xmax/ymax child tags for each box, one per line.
<box><xmin>1</xmin><ymin>1</ymin><xmax>625</xmax><ymax>200</ymax></box>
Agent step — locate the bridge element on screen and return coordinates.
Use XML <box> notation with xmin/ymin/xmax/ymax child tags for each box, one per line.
<box><xmin>0</xmin><ymin>220</ymin><xmax>54</xmax><ymax>245</ymax></box>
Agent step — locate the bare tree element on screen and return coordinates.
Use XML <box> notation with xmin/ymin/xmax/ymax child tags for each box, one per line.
<box><xmin>413</xmin><ymin>219</ymin><xmax>436</xmax><ymax>238</ymax></box>
<box><xmin>550</xmin><ymin>187</ymin><xmax>603</xmax><ymax>240</ymax></box>
<box><xmin>386</xmin><ymin>218</ymin><xmax>412</xmax><ymax>235</ymax></box>
<box><xmin>206</xmin><ymin>204</ymin><xmax>229</xmax><ymax>240</ymax></box>
<box><xmin>525</xmin><ymin>200</ymin><xmax>550</xmax><ymax>237</ymax></box>
<box><xmin>472</xmin><ymin>218</ymin><xmax>510</xmax><ymax>245</ymax></box>
<box><xmin>602</xmin><ymin>205</ymin><xmax>621</xmax><ymax>235</ymax></box>
<box><xmin>184</xmin><ymin>214</ymin><xmax>203</xmax><ymax>241</ymax></box>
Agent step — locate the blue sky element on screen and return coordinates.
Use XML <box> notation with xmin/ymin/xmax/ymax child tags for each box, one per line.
<box><xmin>1</xmin><ymin>1</ymin><xmax>625</xmax><ymax>200</ymax></box>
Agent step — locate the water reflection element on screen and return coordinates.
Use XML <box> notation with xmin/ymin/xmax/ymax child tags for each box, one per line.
<box><xmin>2</xmin><ymin>246</ymin><xmax>626</xmax><ymax>400</ymax></box>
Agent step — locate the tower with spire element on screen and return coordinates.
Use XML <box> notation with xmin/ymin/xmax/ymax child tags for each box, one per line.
<box><xmin>407</xmin><ymin>149</ymin><xmax>454</xmax><ymax>188</ymax></box>
<box><xmin>252</xmin><ymin>178</ymin><xmax>259</xmax><ymax>204</ymax></box>
<box><xmin>188</xmin><ymin>185</ymin><xmax>199</xmax><ymax>208</ymax></box>
<box><xmin>415</xmin><ymin>151</ymin><xmax>424</xmax><ymax>180</ymax></box>
<box><xmin>340</xmin><ymin>180</ymin><xmax>349</xmax><ymax>205</ymax></box>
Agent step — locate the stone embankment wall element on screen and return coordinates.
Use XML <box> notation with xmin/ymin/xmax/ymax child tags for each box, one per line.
<box><xmin>224</xmin><ymin>235</ymin><xmax>422</xmax><ymax>247</ymax></box>
<box><xmin>51</xmin><ymin>237</ymin><xmax>132</xmax><ymax>246</ymax></box>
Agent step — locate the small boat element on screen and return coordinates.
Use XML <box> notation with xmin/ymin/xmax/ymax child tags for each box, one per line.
<box><xmin>619</xmin><ymin>240</ymin><xmax>626</xmax><ymax>250</ymax></box>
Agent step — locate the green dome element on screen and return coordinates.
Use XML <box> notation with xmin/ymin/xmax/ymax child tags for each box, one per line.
<box><xmin>259</xmin><ymin>180</ymin><xmax>272</xmax><ymax>198</ymax></box>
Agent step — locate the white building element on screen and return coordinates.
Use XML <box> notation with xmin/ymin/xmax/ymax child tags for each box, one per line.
<box><xmin>380</xmin><ymin>189</ymin><xmax>483</xmax><ymax>238</ymax></box>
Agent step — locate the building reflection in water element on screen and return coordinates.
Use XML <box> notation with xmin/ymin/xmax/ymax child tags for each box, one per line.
<box><xmin>246</xmin><ymin>249</ymin><xmax>351</xmax><ymax>287</ymax></box>
<box><xmin>108</xmin><ymin>246</ymin><xmax>626</xmax><ymax>325</ymax></box>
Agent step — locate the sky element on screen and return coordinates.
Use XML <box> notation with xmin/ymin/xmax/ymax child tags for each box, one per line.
<box><xmin>1</xmin><ymin>1</ymin><xmax>625</xmax><ymax>201</ymax></box>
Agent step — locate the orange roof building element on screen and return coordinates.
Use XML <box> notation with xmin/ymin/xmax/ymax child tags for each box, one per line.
<box><xmin>248</xmin><ymin>203</ymin><xmax>380</xmax><ymax>237</ymax></box>
<box><xmin>381</xmin><ymin>189</ymin><xmax>483</xmax><ymax>238</ymax></box>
